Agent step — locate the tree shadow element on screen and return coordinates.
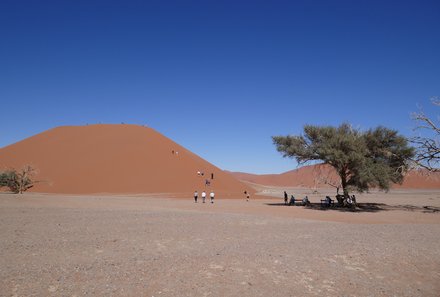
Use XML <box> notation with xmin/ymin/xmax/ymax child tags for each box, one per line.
<box><xmin>265</xmin><ymin>202</ymin><xmax>440</xmax><ymax>214</ymax></box>
<box><xmin>386</xmin><ymin>205</ymin><xmax>440</xmax><ymax>214</ymax></box>
<box><xmin>266</xmin><ymin>203</ymin><xmax>290</xmax><ymax>207</ymax></box>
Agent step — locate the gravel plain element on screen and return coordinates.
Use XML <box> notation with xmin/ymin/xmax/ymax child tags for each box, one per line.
<box><xmin>1</xmin><ymin>191</ymin><xmax>439</xmax><ymax>297</ymax></box>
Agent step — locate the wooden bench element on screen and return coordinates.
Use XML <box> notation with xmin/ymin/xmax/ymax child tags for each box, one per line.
<box><xmin>289</xmin><ymin>197</ymin><xmax>310</xmax><ymax>206</ymax></box>
<box><xmin>320</xmin><ymin>197</ymin><xmax>334</xmax><ymax>207</ymax></box>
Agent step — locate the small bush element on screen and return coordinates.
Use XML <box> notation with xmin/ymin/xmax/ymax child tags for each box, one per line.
<box><xmin>0</xmin><ymin>166</ymin><xmax>36</xmax><ymax>194</ymax></box>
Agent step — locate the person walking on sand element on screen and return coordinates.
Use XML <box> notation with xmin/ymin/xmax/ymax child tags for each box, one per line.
<box><xmin>284</xmin><ymin>191</ymin><xmax>288</xmax><ymax>205</ymax></box>
<box><xmin>194</xmin><ymin>190</ymin><xmax>198</xmax><ymax>203</ymax></box>
<box><xmin>210</xmin><ymin>191</ymin><xmax>215</xmax><ymax>203</ymax></box>
<box><xmin>202</xmin><ymin>191</ymin><xmax>206</xmax><ymax>203</ymax></box>
<box><xmin>244</xmin><ymin>190</ymin><xmax>250</xmax><ymax>202</ymax></box>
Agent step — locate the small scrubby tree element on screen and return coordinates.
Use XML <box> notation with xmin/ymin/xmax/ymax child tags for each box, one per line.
<box><xmin>0</xmin><ymin>165</ymin><xmax>36</xmax><ymax>194</ymax></box>
<box><xmin>411</xmin><ymin>98</ymin><xmax>440</xmax><ymax>172</ymax></box>
<box><xmin>273</xmin><ymin>123</ymin><xmax>414</xmax><ymax>204</ymax></box>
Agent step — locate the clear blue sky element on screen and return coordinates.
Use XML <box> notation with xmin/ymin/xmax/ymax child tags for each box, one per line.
<box><xmin>1</xmin><ymin>0</ymin><xmax>439</xmax><ymax>174</ymax></box>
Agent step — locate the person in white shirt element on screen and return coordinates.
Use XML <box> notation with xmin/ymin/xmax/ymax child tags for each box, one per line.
<box><xmin>202</xmin><ymin>191</ymin><xmax>206</xmax><ymax>203</ymax></box>
<box><xmin>210</xmin><ymin>191</ymin><xmax>215</xmax><ymax>203</ymax></box>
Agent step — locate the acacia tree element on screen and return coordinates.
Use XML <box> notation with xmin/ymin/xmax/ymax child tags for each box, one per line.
<box><xmin>0</xmin><ymin>165</ymin><xmax>36</xmax><ymax>194</ymax></box>
<box><xmin>411</xmin><ymin>98</ymin><xmax>440</xmax><ymax>172</ymax></box>
<box><xmin>272</xmin><ymin>123</ymin><xmax>414</xmax><ymax>204</ymax></box>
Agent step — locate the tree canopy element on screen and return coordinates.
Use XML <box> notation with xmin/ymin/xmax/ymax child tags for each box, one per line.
<box><xmin>273</xmin><ymin>123</ymin><xmax>414</xmax><ymax>202</ymax></box>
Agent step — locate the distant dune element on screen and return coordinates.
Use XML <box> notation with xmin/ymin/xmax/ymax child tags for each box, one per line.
<box><xmin>0</xmin><ymin>124</ymin><xmax>252</xmax><ymax>196</ymax></box>
<box><xmin>229</xmin><ymin>164</ymin><xmax>440</xmax><ymax>189</ymax></box>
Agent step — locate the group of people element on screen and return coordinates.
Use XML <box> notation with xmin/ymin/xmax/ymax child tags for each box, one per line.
<box><xmin>282</xmin><ymin>191</ymin><xmax>358</xmax><ymax>207</ymax></box>
<box><xmin>193</xmin><ymin>190</ymin><xmax>251</xmax><ymax>203</ymax></box>
<box><xmin>194</xmin><ymin>190</ymin><xmax>215</xmax><ymax>203</ymax></box>
<box><xmin>283</xmin><ymin>191</ymin><xmax>310</xmax><ymax>206</ymax></box>
<box><xmin>196</xmin><ymin>170</ymin><xmax>214</xmax><ymax>186</ymax></box>
<box><xmin>244</xmin><ymin>190</ymin><xmax>250</xmax><ymax>201</ymax></box>
<box><xmin>335</xmin><ymin>194</ymin><xmax>357</xmax><ymax>207</ymax></box>
<box><xmin>197</xmin><ymin>171</ymin><xmax>214</xmax><ymax>179</ymax></box>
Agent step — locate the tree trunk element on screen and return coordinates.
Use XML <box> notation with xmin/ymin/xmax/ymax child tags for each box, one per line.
<box><xmin>339</xmin><ymin>170</ymin><xmax>349</xmax><ymax>206</ymax></box>
<box><xmin>342</xmin><ymin>186</ymin><xmax>349</xmax><ymax>200</ymax></box>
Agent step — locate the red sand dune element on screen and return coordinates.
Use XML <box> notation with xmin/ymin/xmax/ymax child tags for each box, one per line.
<box><xmin>229</xmin><ymin>164</ymin><xmax>440</xmax><ymax>189</ymax></box>
<box><xmin>0</xmin><ymin>124</ymin><xmax>252</xmax><ymax>197</ymax></box>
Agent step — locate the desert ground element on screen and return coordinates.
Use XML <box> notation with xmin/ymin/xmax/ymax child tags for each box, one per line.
<box><xmin>1</xmin><ymin>189</ymin><xmax>440</xmax><ymax>297</ymax></box>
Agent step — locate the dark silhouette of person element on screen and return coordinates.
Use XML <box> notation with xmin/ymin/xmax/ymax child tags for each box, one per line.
<box><xmin>289</xmin><ymin>195</ymin><xmax>295</xmax><ymax>206</ymax></box>
<box><xmin>325</xmin><ymin>196</ymin><xmax>333</xmax><ymax>206</ymax></box>
<box><xmin>351</xmin><ymin>195</ymin><xmax>357</xmax><ymax>205</ymax></box>
<box><xmin>302</xmin><ymin>196</ymin><xmax>310</xmax><ymax>206</ymax></box>
<box><xmin>284</xmin><ymin>191</ymin><xmax>288</xmax><ymax>205</ymax></box>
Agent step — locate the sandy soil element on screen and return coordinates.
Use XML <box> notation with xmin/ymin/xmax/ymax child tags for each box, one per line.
<box><xmin>1</xmin><ymin>190</ymin><xmax>440</xmax><ymax>296</ymax></box>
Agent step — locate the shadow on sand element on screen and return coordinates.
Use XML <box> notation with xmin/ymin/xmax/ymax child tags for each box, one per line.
<box><xmin>265</xmin><ymin>202</ymin><xmax>440</xmax><ymax>214</ymax></box>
